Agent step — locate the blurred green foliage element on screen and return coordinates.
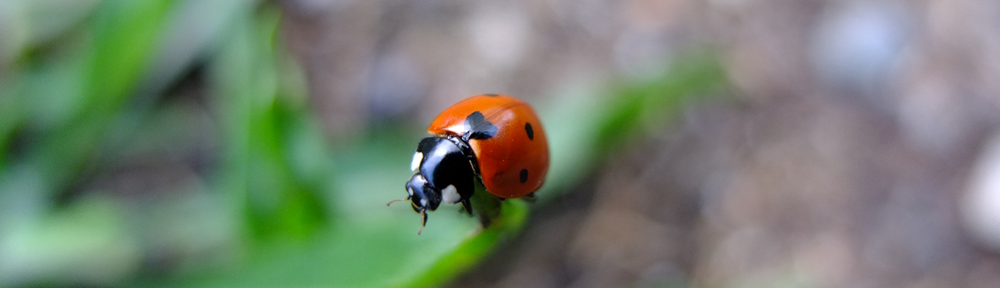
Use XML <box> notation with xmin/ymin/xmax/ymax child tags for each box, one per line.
<box><xmin>211</xmin><ymin>3</ymin><xmax>328</xmax><ymax>242</ymax></box>
<box><xmin>0</xmin><ymin>1</ymin><xmax>727</xmax><ymax>287</ymax></box>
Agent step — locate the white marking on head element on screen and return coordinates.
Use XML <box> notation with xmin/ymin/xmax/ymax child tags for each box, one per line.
<box><xmin>420</xmin><ymin>198</ymin><xmax>428</xmax><ymax>207</ymax></box>
<box><xmin>411</xmin><ymin>152</ymin><xmax>423</xmax><ymax>171</ymax></box>
<box><xmin>441</xmin><ymin>185</ymin><xmax>460</xmax><ymax>204</ymax></box>
<box><xmin>406</xmin><ymin>186</ymin><xmax>414</xmax><ymax>196</ymax></box>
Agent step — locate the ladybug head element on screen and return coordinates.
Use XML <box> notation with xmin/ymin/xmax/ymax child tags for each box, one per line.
<box><xmin>388</xmin><ymin>136</ymin><xmax>477</xmax><ymax>235</ymax></box>
<box><xmin>404</xmin><ymin>173</ymin><xmax>440</xmax><ymax>213</ymax></box>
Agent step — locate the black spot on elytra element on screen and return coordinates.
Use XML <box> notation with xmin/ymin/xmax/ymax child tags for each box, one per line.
<box><xmin>525</xmin><ymin>123</ymin><xmax>534</xmax><ymax>140</ymax></box>
<box><xmin>464</xmin><ymin>111</ymin><xmax>498</xmax><ymax>140</ymax></box>
<box><xmin>482</xmin><ymin>93</ymin><xmax>499</xmax><ymax>97</ymax></box>
<box><xmin>519</xmin><ymin>169</ymin><xmax>528</xmax><ymax>183</ymax></box>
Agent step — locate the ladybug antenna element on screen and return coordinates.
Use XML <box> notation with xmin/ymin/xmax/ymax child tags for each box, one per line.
<box><xmin>386</xmin><ymin>197</ymin><xmax>409</xmax><ymax>207</ymax></box>
<box><xmin>417</xmin><ymin>210</ymin><xmax>428</xmax><ymax>235</ymax></box>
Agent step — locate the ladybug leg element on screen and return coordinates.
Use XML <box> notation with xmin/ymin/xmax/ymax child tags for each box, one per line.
<box><xmin>460</xmin><ymin>198</ymin><xmax>474</xmax><ymax>216</ymax></box>
<box><xmin>417</xmin><ymin>210</ymin><xmax>428</xmax><ymax>236</ymax></box>
<box><xmin>521</xmin><ymin>192</ymin><xmax>537</xmax><ymax>203</ymax></box>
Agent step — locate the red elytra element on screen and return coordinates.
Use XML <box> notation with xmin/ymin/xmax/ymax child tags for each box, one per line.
<box><xmin>427</xmin><ymin>94</ymin><xmax>549</xmax><ymax>199</ymax></box>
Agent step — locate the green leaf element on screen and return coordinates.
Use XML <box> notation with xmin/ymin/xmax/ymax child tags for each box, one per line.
<box><xmin>208</xmin><ymin>4</ymin><xmax>330</xmax><ymax>241</ymax></box>
<box><xmin>23</xmin><ymin>0</ymin><xmax>176</xmax><ymax>192</ymax></box>
<box><xmin>0</xmin><ymin>195</ymin><xmax>139</xmax><ymax>287</ymax></box>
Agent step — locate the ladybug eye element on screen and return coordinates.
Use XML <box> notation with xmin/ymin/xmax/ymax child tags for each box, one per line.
<box><xmin>410</xmin><ymin>152</ymin><xmax>423</xmax><ymax>171</ymax></box>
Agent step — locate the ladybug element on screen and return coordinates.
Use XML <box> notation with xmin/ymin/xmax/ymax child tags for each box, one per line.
<box><xmin>388</xmin><ymin>94</ymin><xmax>549</xmax><ymax>234</ymax></box>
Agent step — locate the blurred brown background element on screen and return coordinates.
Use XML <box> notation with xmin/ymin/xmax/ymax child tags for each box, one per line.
<box><xmin>279</xmin><ymin>0</ymin><xmax>1000</xmax><ymax>287</ymax></box>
